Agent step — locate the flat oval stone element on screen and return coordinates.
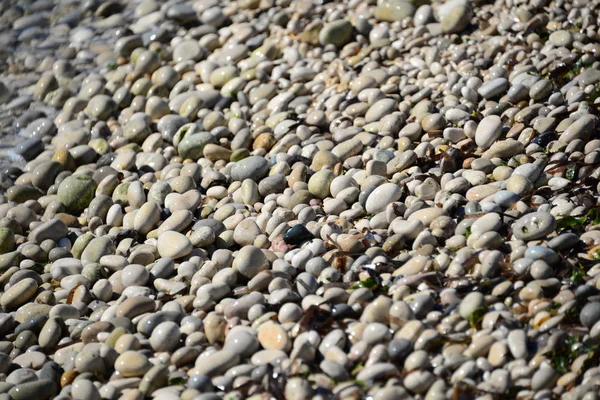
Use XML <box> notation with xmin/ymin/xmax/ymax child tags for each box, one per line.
<box><xmin>116</xmin><ymin>296</ymin><xmax>155</xmax><ymax>319</ymax></box>
<box><xmin>8</xmin><ymin>380</ymin><xmax>57</xmax><ymax>400</ymax></box>
<box><xmin>1</xmin><ymin>278</ymin><xmax>38</xmax><ymax>309</ymax></box>
<box><xmin>365</xmin><ymin>183</ymin><xmax>402</xmax><ymax>214</ymax></box>
<box><xmin>230</xmin><ymin>156</ymin><xmax>270</xmax><ymax>182</ymax></box>
<box><xmin>475</xmin><ymin>115</ymin><xmax>503</xmax><ymax>149</ymax></box>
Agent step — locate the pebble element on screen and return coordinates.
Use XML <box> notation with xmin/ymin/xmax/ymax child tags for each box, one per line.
<box><xmin>8</xmin><ymin>380</ymin><xmax>57</xmax><ymax>400</ymax></box>
<box><xmin>0</xmin><ymin>1</ymin><xmax>596</xmax><ymax>398</ymax></box>
<box><xmin>114</xmin><ymin>351</ymin><xmax>152</xmax><ymax>377</ymax></box>
<box><xmin>232</xmin><ymin>246</ymin><xmax>269</xmax><ymax>278</ymax></box>
<box><xmin>478</xmin><ymin>78</ymin><xmax>509</xmax><ymax>99</ymax></box>
<box><xmin>458</xmin><ymin>292</ymin><xmax>486</xmax><ymax>320</ymax></box>
<box><xmin>512</xmin><ymin>212</ymin><xmax>556</xmax><ymax>241</ymax></box>
<box><xmin>57</xmin><ymin>175</ymin><xmax>98</xmax><ymax>213</ymax></box>
<box><xmin>374</xmin><ymin>0</ymin><xmax>416</xmax><ymax>22</ymax></box>
<box><xmin>580</xmin><ymin>303</ymin><xmax>600</xmax><ymax>329</ymax></box>
<box><xmin>149</xmin><ymin>321</ymin><xmax>181</xmax><ymax>352</ymax></box>
<box><xmin>230</xmin><ymin>156</ymin><xmax>269</xmax><ymax>182</ymax></box>
<box><xmin>319</xmin><ymin>20</ymin><xmax>353</xmax><ymax>48</ymax></box>
<box><xmin>0</xmin><ymin>278</ymin><xmax>38</xmax><ymax>309</ymax></box>
<box><xmin>157</xmin><ymin>231</ymin><xmax>192</xmax><ymax>259</ymax></box>
<box><xmin>365</xmin><ymin>183</ymin><xmax>402</xmax><ymax>214</ymax></box>
<box><xmin>475</xmin><ymin>116</ymin><xmax>503</xmax><ymax>149</ymax></box>
<box><xmin>257</xmin><ymin>323</ymin><xmax>290</xmax><ymax>351</ymax></box>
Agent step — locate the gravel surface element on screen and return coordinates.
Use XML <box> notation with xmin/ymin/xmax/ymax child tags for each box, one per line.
<box><xmin>1</xmin><ymin>0</ymin><xmax>600</xmax><ymax>399</ymax></box>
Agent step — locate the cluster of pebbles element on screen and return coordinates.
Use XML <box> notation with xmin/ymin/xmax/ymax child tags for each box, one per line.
<box><xmin>2</xmin><ymin>0</ymin><xmax>600</xmax><ymax>399</ymax></box>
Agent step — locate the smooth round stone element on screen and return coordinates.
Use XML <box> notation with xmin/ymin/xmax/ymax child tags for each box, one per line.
<box><xmin>1</xmin><ymin>278</ymin><xmax>38</xmax><ymax>309</ymax></box>
<box><xmin>57</xmin><ymin>174</ymin><xmax>98</xmax><ymax>213</ymax></box>
<box><xmin>223</xmin><ymin>330</ymin><xmax>259</xmax><ymax>358</ymax></box>
<box><xmin>257</xmin><ymin>323</ymin><xmax>290</xmax><ymax>351</ymax></box>
<box><xmin>166</xmin><ymin>2</ymin><xmax>196</xmax><ymax>23</ymax></box>
<box><xmin>38</xmin><ymin>317</ymin><xmax>63</xmax><ymax>349</ymax></box>
<box><xmin>138</xmin><ymin>312</ymin><xmax>179</xmax><ymax>338</ymax></box>
<box><xmin>29</xmin><ymin>219</ymin><xmax>68</xmax><ymax>243</ymax></box>
<box><xmin>356</xmin><ymin>363</ymin><xmax>398</xmax><ymax>382</ymax></box>
<box><xmin>8</xmin><ymin>380</ymin><xmax>57</xmax><ymax>400</ymax></box>
<box><xmin>548</xmin><ymin>233</ymin><xmax>579</xmax><ymax>251</ymax></box>
<box><xmin>148</xmin><ymin>182</ymin><xmax>173</xmax><ymax>206</ymax></box>
<box><xmin>512</xmin><ymin>164</ymin><xmax>540</xmax><ymax>181</ymax></box>
<box><xmin>71</xmin><ymin>379</ymin><xmax>101</xmax><ymax>400</ymax></box>
<box><xmin>6</xmin><ymin>368</ymin><xmax>37</xmax><ymax>385</ymax></box>
<box><xmin>192</xmin><ymin>349</ymin><xmax>240</xmax><ymax>376</ymax></box>
<box><xmin>249</xmin><ymin>349</ymin><xmax>287</xmax><ymax>366</ymax></box>
<box><xmin>478</xmin><ymin>78</ymin><xmax>509</xmax><ymax>99</ymax></box>
<box><xmin>475</xmin><ymin>115</ymin><xmax>503</xmax><ymax>149</ymax></box>
<box><xmin>529</xmin><ymin>79</ymin><xmax>553</xmax><ymax>101</ymax></box>
<box><xmin>492</xmin><ymin>190</ymin><xmax>519</xmax><ymax>208</ymax></box>
<box><xmin>524</xmin><ymin>246</ymin><xmax>559</xmax><ymax>265</ymax></box>
<box><xmin>458</xmin><ymin>292</ymin><xmax>486</xmax><ymax>320</ymax></box>
<box><xmin>204</xmin><ymin>144</ymin><xmax>232</xmax><ymax>161</ymax></box>
<box><xmin>15</xmin><ymin>138</ymin><xmax>44</xmax><ymax>161</ymax></box>
<box><xmin>580</xmin><ymin>302</ymin><xmax>600</xmax><ymax>329</ymax></box>
<box><xmin>363</xmin><ymin>323</ymin><xmax>391</xmax><ymax>344</ymax></box>
<box><xmin>440</xmin><ymin>1</ymin><xmax>472</xmax><ymax>33</ymax></box>
<box><xmin>81</xmin><ymin>237</ymin><xmax>116</xmax><ymax>264</ymax></box>
<box><xmin>75</xmin><ymin>351</ymin><xmax>105</xmax><ymax>374</ymax></box>
<box><xmin>123</xmin><ymin>117</ymin><xmax>151</xmax><ymax>144</ymax></box>
<box><xmin>284</xmin><ymin>377</ymin><xmax>314</xmax><ymax>400</ymax></box>
<box><xmin>404</xmin><ymin>370</ymin><xmax>435</xmax><ymax>394</ymax></box>
<box><xmin>24</xmin><ymin>118</ymin><xmax>56</xmax><ymax>139</ymax></box>
<box><xmin>173</xmin><ymin>40</ymin><xmax>202</xmax><ymax>62</ymax></box>
<box><xmin>233</xmin><ymin>219</ymin><xmax>261</xmax><ymax>246</ymax></box>
<box><xmin>531</xmin><ymin>366</ymin><xmax>559</xmax><ymax>391</ymax></box>
<box><xmin>85</xmin><ymin>95</ymin><xmax>117</xmax><ymax>120</ymax></box>
<box><xmin>0</xmin><ymin>228</ymin><xmax>15</xmax><ymax>254</ymax></box>
<box><xmin>506</xmin><ymin>84</ymin><xmax>529</xmax><ymax>102</ymax></box>
<box><xmin>187</xmin><ymin>374</ymin><xmax>214</xmax><ymax>392</ymax></box>
<box><xmin>512</xmin><ymin>212</ymin><xmax>556</xmax><ymax>241</ymax></box>
<box><xmin>365</xmin><ymin>183</ymin><xmax>402</xmax><ymax>214</ymax></box>
<box><xmin>278</xmin><ymin>303</ymin><xmax>302</xmax><ymax>323</ymax></box>
<box><xmin>133</xmin><ymin>201</ymin><xmax>161</xmax><ymax>235</ymax></box>
<box><xmin>121</xmin><ymin>264</ymin><xmax>149</xmax><ymax>286</ymax></box>
<box><xmin>157</xmin><ymin>210</ymin><xmax>193</xmax><ymax>235</ymax></box>
<box><xmin>308</xmin><ymin>170</ymin><xmax>335</xmax><ymax>199</ymax></box>
<box><xmin>190</xmin><ymin>226</ymin><xmax>216</xmax><ymax>247</ymax></box>
<box><xmin>374</xmin><ymin>0</ymin><xmax>416</xmax><ymax>22</ymax></box>
<box><xmin>177</xmin><ymin>133</ymin><xmax>217</xmax><ymax>161</ymax></box>
<box><xmin>201</xmin><ymin>6</ymin><xmax>227</xmax><ymax>27</ymax></box>
<box><xmin>506</xmin><ymin>329</ymin><xmax>527</xmax><ymax>359</ymax></box>
<box><xmin>407</xmin><ymin>207</ymin><xmax>448</xmax><ymax>227</ymax></box>
<box><xmin>578</xmin><ymin>69</ymin><xmax>600</xmax><ymax>86</ymax></box>
<box><xmin>150</xmin><ymin>321</ymin><xmax>181</xmax><ymax>352</ymax></box>
<box><xmin>484</xmin><ymin>139</ymin><xmax>524</xmax><ymax>159</ymax></box>
<box><xmin>232</xmin><ymin>245</ymin><xmax>269</xmax><ymax>278</ymax></box>
<box><xmin>559</xmin><ymin>116</ymin><xmax>595</xmax><ymax>143</ymax></box>
<box><xmin>6</xmin><ymin>185</ymin><xmax>43</xmax><ymax>203</ymax></box>
<box><xmin>230</xmin><ymin>156</ymin><xmax>269</xmax><ymax>182</ymax></box>
<box><xmin>114</xmin><ymin>351</ymin><xmax>151</xmax><ymax>377</ymax></box>
<box><xmin>157</xmin><ymin>231</ymin><xmax>192</xmax><ymax>259</ymax></box>
<box><xmin>30</xmin><ymin>160</ymin><xmax>62</xmax><ymax>191</ymax></box>
<box><xmin>365</xmin><ymin>98</ymin><xmax>397</xmax><ymax>123</ymax></box>
<box><xmin>471</xmin><ymin>213</ymin><xmax>502</xmax><ymax>235</ymax></box>
<box><xmin>319</xmin><ymin>20</ymin><xmax>353</xmax><ymax>47</ymax></box>
<box><xmin>34</xmin><ymin>73</ymin><xmax>58</xmax><ymax>100</ymax></box>
<box><xmin>549</xmin><ymin>30</ymin><xmax>573</xmax><ymax>47</ymax></box>
<box><xmin>116</xmin><ymin>296</ymin><xmax>155</xmax><ymax>319</ymax></box>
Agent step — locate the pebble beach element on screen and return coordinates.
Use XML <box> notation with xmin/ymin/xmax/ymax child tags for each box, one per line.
<box><xmin>1</xmin><ymin>0</ymin><xmax>600</xmax><ymax>399</ymax></box>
